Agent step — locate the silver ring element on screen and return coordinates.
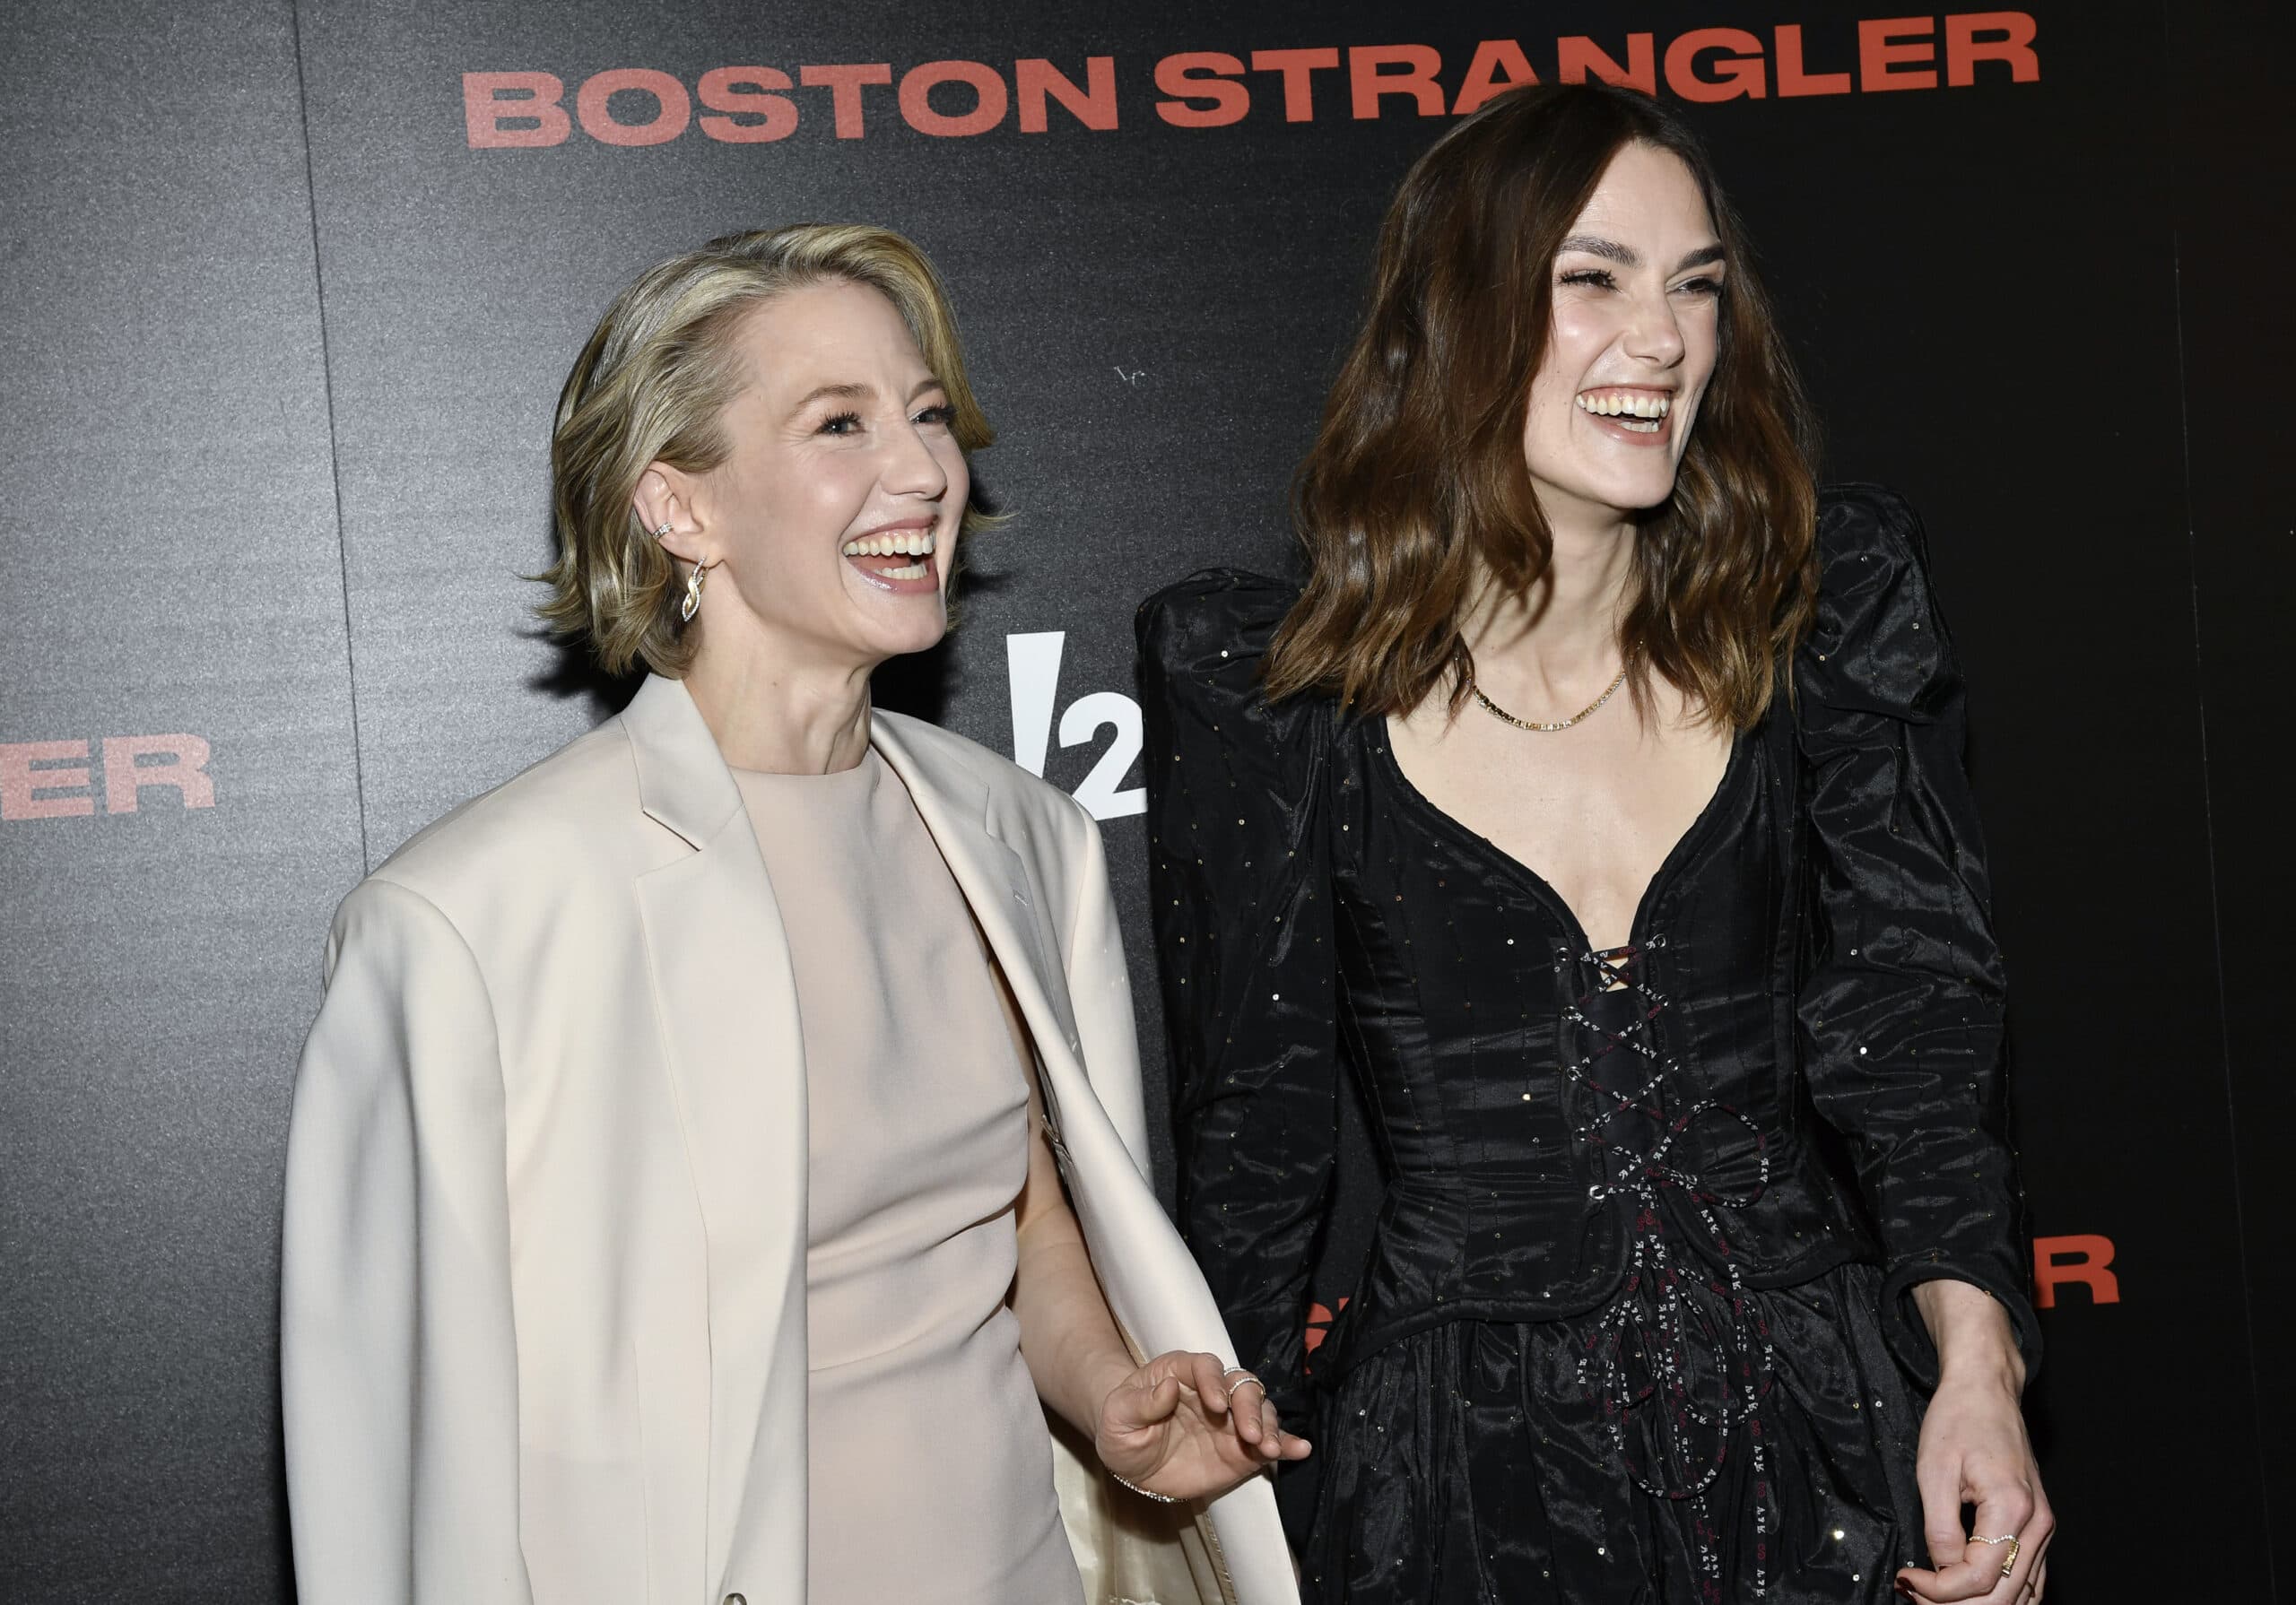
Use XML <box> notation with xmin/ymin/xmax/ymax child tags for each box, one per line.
<box><xmin>1219</xmin><ymin>1368</ymin><xmax>1265</xmax><ymax>1402</ymax></box>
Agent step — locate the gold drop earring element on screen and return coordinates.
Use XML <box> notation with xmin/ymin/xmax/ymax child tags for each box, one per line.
<box><xmin>657</xmin><ymin>522</ymin><xmax>708</xmax><ymax>624</ymax></box>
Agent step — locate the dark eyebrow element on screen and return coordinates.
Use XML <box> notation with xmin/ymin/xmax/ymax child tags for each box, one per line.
<box><xmin>1554</xmin><ymin>237</ymin><xmax>1728</xmax><ymax>273</ymax></box>
<box><xmin>1558</xmin><ymin>234</ymin><xmax>1638</xmax><ymax>266</ymax></box>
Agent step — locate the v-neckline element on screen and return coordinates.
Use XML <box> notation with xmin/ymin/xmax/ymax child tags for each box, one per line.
<box><xmin>1368</xmin><ymin>716</ymin><xmax>1748</xmax><ymax>957</ymax></box>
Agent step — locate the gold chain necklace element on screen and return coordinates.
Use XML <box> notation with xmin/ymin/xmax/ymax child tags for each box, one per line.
<box><xmin>1467</xmin><ymin>659</ymin><xmax>1631</xmax><ymax>733</ymax></box>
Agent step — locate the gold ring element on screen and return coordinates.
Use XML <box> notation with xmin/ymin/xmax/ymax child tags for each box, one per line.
<box><xmin>1965</xmin><ymin>1534</ymin><xmax>2022</xmax><ymax>1576</ymax></box>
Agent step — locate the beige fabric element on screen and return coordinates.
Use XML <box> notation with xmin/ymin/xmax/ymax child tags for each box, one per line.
<box><xmin>281</xmin><ymin>673</ymin><xmax>1294</xmax><ymax>1605</ymax></box>
<box><xmin>732</xmin><ymin>754</ymin><xmax>1080</xmax><ymax>1603</ymax></box>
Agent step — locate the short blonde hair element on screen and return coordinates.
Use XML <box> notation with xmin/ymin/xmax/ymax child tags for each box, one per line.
<box><xmin>540</xmin><ymin>224</ymin><xmax>996</xmax><ymax>678</ymax></box>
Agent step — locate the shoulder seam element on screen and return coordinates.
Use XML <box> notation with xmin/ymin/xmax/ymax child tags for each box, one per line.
<box><xmin>358</xmin><ymin>873</ymin><xmax>491</xmax><ymax>982</ymax></box>
<box><xmin>350</xmin><ymin>874</ymin><xmax>509</xmax><ymax>1075</ymax></box>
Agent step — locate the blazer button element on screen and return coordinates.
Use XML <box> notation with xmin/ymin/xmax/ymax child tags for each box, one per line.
<box><xmin>724</xmin><ymin>1594</ymin><xmax>746</xmax><ymax>1605</ymax></box>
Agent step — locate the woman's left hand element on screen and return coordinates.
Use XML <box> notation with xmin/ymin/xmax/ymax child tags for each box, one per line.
<box><xmin>1094</xmin><ymin>1350</ymin><xmax>1312</xmax><ymax>1503</ymax></box>
<box><xmin>1896</xmin><ymin>1284</ymin><xmax>2054</xmax><ymax>1605</ymax></box>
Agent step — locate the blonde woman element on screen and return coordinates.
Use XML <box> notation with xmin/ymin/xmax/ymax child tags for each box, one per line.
<box><xmin>281</xmin><ymin>226</ymin><xmax>1302</xmax><ymax>1605</ymax></box>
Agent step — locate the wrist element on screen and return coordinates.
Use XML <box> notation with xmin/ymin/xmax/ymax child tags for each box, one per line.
<box><xmin>1935</xmin><ymin>1344</ymin><xmax>2023</xmax><ymax>1395</ymax></box>
<box><xmin>1084</xmin><ymin>1350</ymin><xmax>1143</xmax><ymax>1427</ymax></box>
<box><xmin>1915</xmin><ymin>1280</ymin><xmax>2026</xmax><ymax>1393</ymax></box>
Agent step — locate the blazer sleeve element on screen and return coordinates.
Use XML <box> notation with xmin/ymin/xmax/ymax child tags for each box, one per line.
<box><xmin>280</xmin><ymin>876</ymin><xmax>533</xmax><ymax>1604</ymax></box>
<box><xmin>1794</xmin><ymin>486</ymin><xmax>2042</xmax><ymax>1385</ymax></box>
<box><xmin>1035</xmin><ymin>783</ymin><xmax>1306</xmax><ymax>1605</ymax></box>
<box><xmin>1056</xmin><ymin>788</ymin><xmax>1155</xmax><ymax>1174</ymax></box>
<box><xmin>1137</xmin><ymin>571</ymin><xmax>1343</xmax><ymax>1433</ymax></box>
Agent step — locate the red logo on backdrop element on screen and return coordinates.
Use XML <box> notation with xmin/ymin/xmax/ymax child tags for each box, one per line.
<box><xmin>1304</xmin><ymin>1297</ymin><xmax>1349</xmax><ymax>1366</ymax></box>
<box><xmin>463</xmin><ymin>13</ymin><xmax>2040</xmax><ymax>149</ymax></box>
<box><xmin>0</xmin><ymin>736</ymin><xmax>214</xmax><ymax>820</ymax></box>
<box><xmin>2032</xmin><ymin>1233</ymin><xmax>2118</xmax><ymax>1309</ymax></box>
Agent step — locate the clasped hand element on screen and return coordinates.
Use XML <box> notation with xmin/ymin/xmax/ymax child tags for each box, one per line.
<box><xmin>1093</xmin><ymin>1350</ymin><xmax>1312</xmax><ymax>1503</ymax></box>
<box><xmin>1896</xmin><ymin>1283</ymin><xmax>2055</xmax><ymax>1605</ymax></box>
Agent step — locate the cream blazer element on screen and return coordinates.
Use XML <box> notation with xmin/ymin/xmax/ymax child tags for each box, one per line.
<box><xmin>281</xmin><ymin>674</ymin><xmax>1297</xmax><ymax>1605</ymax></box>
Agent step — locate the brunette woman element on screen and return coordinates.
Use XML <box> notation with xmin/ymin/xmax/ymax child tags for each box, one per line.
<box><xmin>1140</xmin><ymin>86</ymin><xmax>2051</xmax><ymax>1605</ymax></box>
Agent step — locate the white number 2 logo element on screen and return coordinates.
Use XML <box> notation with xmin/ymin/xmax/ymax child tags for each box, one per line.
<box><xmin>1005</xmin><ymin>632</ymin><xmax>1145</xmax><ymax>820</ymax></box>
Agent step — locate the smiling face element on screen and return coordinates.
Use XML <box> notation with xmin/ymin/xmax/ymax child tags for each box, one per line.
<box><xmin>1521</xmin><ymin>141</ymin><xmax>1725</xmax><ymax>527</ymax></box>
<box><xmin>681</xmin><ymin>277</ymin><xmax>969</xmax><ymax>675</ymax></box>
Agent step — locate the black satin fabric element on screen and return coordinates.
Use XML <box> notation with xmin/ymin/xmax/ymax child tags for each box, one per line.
<box><xmin>1137</xmin><ymin>488</ymin><xmax>2039</xmax><ymax>1603</ymax></box>
<box><xmin>1308</xmin><ymin>1262</ymin><xmax>1922</xmax><ymax>1604</ymax></box>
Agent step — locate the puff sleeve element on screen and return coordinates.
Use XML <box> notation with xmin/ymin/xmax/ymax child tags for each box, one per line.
<box><xmin>1137</xmin><ymin>571</ymin><xmax>1344</xmax><ymax>1434</ymax></box>
<box><xmin>1795</xmin><ymin>486</ymin><xmax>2042</xmax><ymax>1384</ymax></box>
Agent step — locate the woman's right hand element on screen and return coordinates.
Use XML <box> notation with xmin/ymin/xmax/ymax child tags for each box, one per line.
<box><xmin>1895</xmin><ymin>1282</ymin><xmax>2053</xmax><ymax>1605</ymax></box>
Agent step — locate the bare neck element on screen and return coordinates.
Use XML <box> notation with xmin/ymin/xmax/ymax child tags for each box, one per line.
<box><xmin>1466</xmin><ymin>512</ymin><xmax>1637</xmax><ymax>694</ymax></box>
<box><xmin>680</xmin><ymin>629</ymin><xmax>876</xmax><ymax>775</ymax></box>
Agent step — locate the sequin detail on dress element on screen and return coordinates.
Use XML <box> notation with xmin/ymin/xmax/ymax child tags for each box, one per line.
<box><xmin>1563</xmin><ymin>939</ymin><xmax>1778</xmax><ymax>1602</ymax></box>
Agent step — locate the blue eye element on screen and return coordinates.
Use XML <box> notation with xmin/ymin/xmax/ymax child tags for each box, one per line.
<box><xmin>819</xmin><ymin>411</ymin><xmax>863</xmax><ymax>436</ymax></box>
<box><xmin>913</xmin><ymin>403</ymin><xmax>954</xmax><ymax>428</ymax></box>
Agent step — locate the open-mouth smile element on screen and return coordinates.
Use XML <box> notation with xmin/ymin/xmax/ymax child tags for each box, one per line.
<box><xmin>1576</xmin><ymin>386</ymin><xmax>1676</xmax><ymax>442</ymax></box>
<box><xmin>840</xmin><ymin>526</ymin><xmax>940</xmax><ymax>593</ymax></box>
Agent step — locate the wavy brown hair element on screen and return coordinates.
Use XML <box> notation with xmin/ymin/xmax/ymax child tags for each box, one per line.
<box><xmin>1265</xmin><ymin>83</ymin><xmax>1818</xmax><ymax>729</ymax></box>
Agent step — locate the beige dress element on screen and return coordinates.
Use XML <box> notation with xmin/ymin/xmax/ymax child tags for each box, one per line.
<box><xmin>734</xmin><ymin>750</ymin><xmax>1085</xmax><ymax>1605</ymax></box>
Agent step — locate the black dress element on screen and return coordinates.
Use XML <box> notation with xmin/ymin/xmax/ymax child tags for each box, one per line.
<box><xmin>1137</xmin><ymin>489</ymin><xmax>2039</xmax><ymax>1605</ymax></box>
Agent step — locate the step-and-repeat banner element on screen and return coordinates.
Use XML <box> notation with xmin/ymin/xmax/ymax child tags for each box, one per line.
<box><xmin>4</xmin><ymin>2</ymin><xmax>2285</xmax><ymax>1599</ymax></box>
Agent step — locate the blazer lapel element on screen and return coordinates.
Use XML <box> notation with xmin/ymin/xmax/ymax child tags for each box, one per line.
<box><xmin>871</xmin><ymin>714</ymin><xmax>1082</xmax><ymax>1073</ymax></box>
<box><xmin>872</xmin><ymin>712</ymin><xmax>1296</xmax><ymax>1605</ymax></box>
<box><xmin>622</xmin><ymin>677</ymin><xmax>808</xmax><ymax>1595</ymax></box>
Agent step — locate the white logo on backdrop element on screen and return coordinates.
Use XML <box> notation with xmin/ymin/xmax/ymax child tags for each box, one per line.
<box><xmin>1006</xmin><ymin>632</ymin><xmax>1144</xmax><ymax>820</ymax></box>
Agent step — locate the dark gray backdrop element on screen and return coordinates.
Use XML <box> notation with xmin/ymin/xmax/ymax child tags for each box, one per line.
<box><xmin>4</xmin><ymin>2</ymin><xmax>2289</xmax><ymax>1600</ymax></box>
